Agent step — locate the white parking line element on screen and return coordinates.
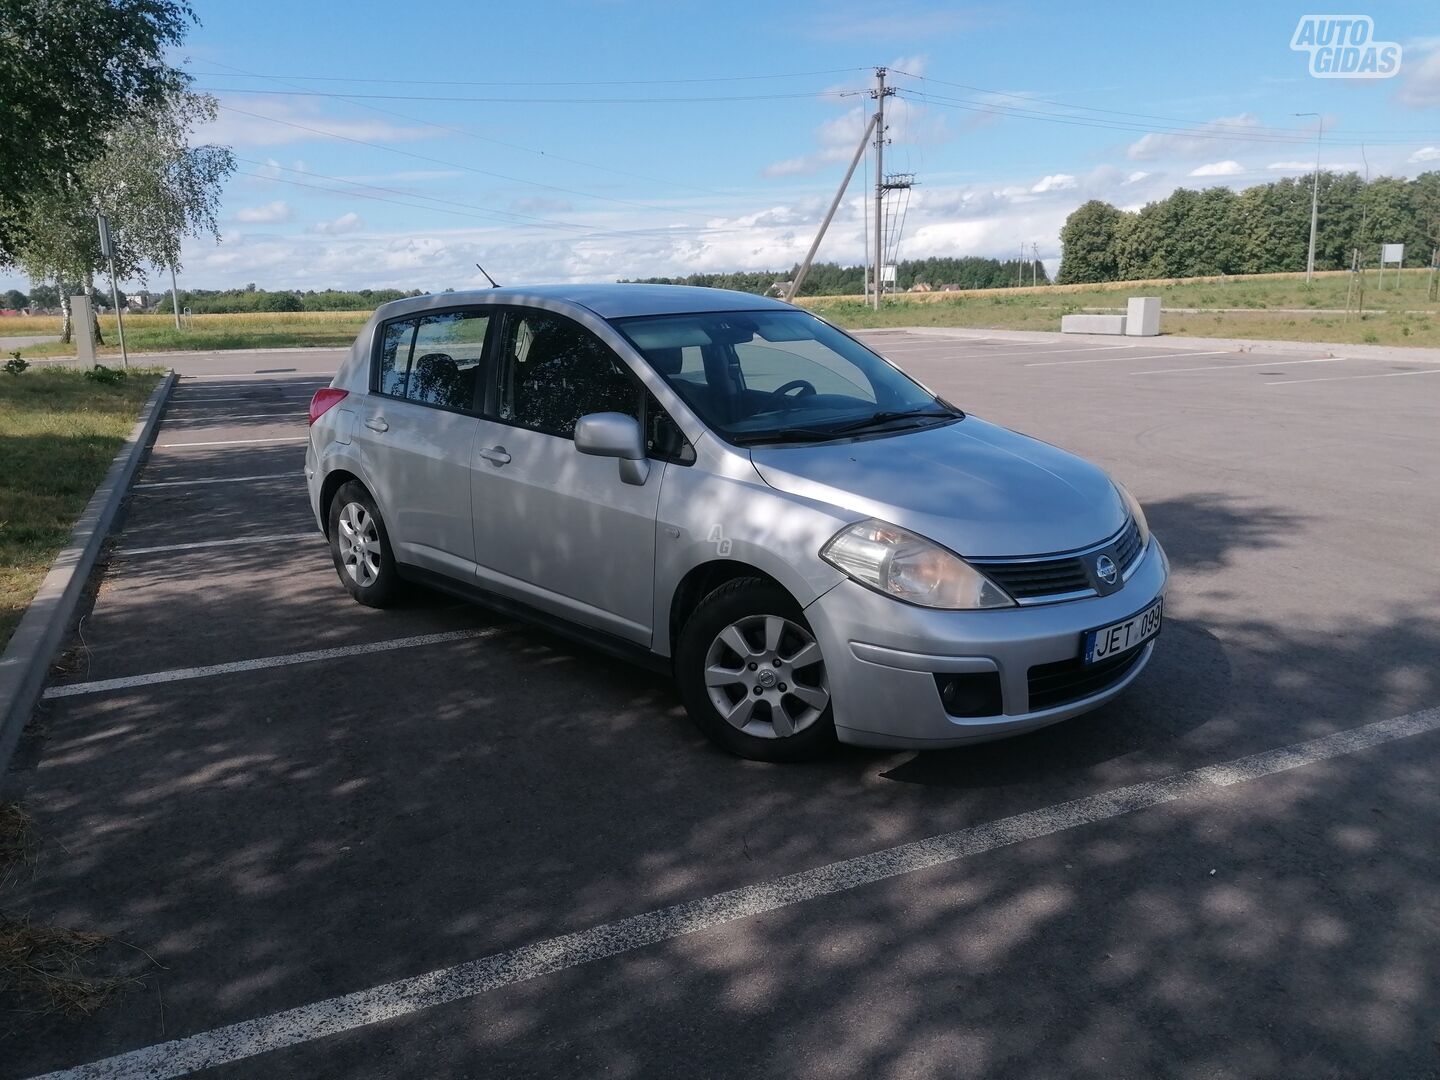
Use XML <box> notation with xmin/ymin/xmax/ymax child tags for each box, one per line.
<box><xmin>1267</xmin><ymin>367</ymin><xmax>1440</xmax><ymax>386</ymax></box>
<box><xmin>42</xmin><ymin>628</ymin><xmax>505</xmax><ymax>700</ymax></box>
<box><xmin>161</xmin><ymin>413</ymin><xmax>305</xmax><ymax>424</ymax></box>
<box><xmin>1026</xmin><ymin>349</ymin><xmax>1232</xmax><ymax>368</ymax></box>
<box><xmin>1133</xmin><ymin>357</ymin><xmax>1339</xmax><ymax>375</ymax></box>
<box><xmin>155</xmin><ymin>437</ymin><xmax>308</xmax><ymax>448</ymax></box>
<box><xmin>35</xmin><ymin>704</ymin><xmax>1440</xmax><ymax>1080</ymax></box>
<box><xmin>121</xmin><ymin>532</ymin><xmax>314</xmax><ymax>556</ymax></box>
<box><xmin>134</xmin><ymin>473</ymin><xmax>294</xmax><ymax>489</ymax></box>
<box><xmin>171</xmin><ymin>397</ymin><xmax>315</xmax><ymax>406</ymax></box>
<box><xmin>183</xmin><ymin>371</ymin><xmax>332</xmax><ymax>381</ymax></box>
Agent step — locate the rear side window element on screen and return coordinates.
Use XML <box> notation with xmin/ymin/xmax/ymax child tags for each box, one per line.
<box><xmin>377</xmin><ymin>320</ymin><xmax>417</xmax><ymax>397</ymax></box>
<box><xmin>375</xmin><ymin>310</ymin><xmax>491</xmax><ymax>412</ymax></box>
<box><xmin>409</xmin><ymin>311</ymin><xmax>490</xmax><ymax>410</ymax></box>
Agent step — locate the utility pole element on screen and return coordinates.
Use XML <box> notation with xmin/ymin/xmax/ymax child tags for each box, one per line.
<box><xmin>786</xmin><ymin>113</ymin><xmax>878</xmax><ymax>303</ymax></box>
<box><xmin>1032</xmin><ymin>242</ymin><xmax>1040</xmax><ymax>286</ymax></box>
<box><xmin>1296</xmin><ymin>112</ymin><xmax>1323</xmax><ymax>283</ymax></box>
<box><xmin>169</xmin><ymin>262</ymin><xmax>181</xmax><ymax>330</ymax></box>
<box><xmin>872</xmin><ymin>67</ymin><xmax>892</xmax><ymax>311</ymax></box>
<box><xmin>96</xmin><ymin>214</ymin><xmax>129</xmax><ymax>370</ymax></box>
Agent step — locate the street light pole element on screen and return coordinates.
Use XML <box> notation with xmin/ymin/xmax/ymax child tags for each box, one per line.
<box><xmin>1296</xmin><ymin>113</ymin><xmax>1323</xmax><ymax>284</ymax></box>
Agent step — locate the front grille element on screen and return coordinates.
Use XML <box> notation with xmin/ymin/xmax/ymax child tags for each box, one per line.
<box><xmin>974</xmin><ymin>517</ymin><xmax>1143</xmax><ymax>604</ymax></box>
<box><xmin>1113</xmin><ymin>517</ymin><xmax>1143</xmax><ymax>572</ymax></box>
<box><xmin>1027</xmin><ymin>646</ymin><xmax>1147</xmax><ymax>711</ymax></box>
<box><xmin>981</xmin><ymin>558</ymin><xmax>1090</xmax><ymax>600</ymax></box>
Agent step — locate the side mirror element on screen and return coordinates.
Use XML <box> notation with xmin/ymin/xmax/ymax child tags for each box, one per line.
<box><xmin>574</xmin><ymin>412</ymin><xmax>650</xmax><ymax>486</ymax></box>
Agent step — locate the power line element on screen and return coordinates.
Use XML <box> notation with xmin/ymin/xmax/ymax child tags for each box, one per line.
<box><xmin>196</xmin><ymin>86</ymin><xmax>860</xmax><ymax>104</ymax></box>
<box><xmin>889</xmin><ymin>69</ymin><xmax>1440</xmax><ymax>137</ymax></box>
<box><xmin>186</xmin><ymin>66</ymin><xmax>868</xmax><ymax>87</ymax></box>
<box><xmin>202</xmin><ymin>60</ymin><xmax>737</xmax><ymax>199</ymax></box>
<box><xmin>218</xmin><ymin>104</ymin><xmax>719</xmax><ymax>222</ymax></box>
<box><xmin>896</xmin><ymin>88</ymin><xmax>1434</xmax><ymax>148</ymax></box>
<box><xmin>204</xmin><ymin>59</ymin><xmax>743</xmax><ymax>201</ymax></box>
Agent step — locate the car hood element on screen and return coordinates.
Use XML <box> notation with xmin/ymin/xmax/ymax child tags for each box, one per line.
<box><xmin>748</xmin><ymin>417</ymin><xmax>1126</xmax><ymax>558</ymax></box>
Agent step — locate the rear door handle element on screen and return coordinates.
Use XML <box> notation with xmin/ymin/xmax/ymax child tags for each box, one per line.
<box><xmin>478</xmin><ymin>445</ymin><xmax>511</xmax><ymax>466</ymax></box>
<box><xmin>364</xmin><ymin>415</ymin><xmax>389</xmax><ymax>433</ymax></box>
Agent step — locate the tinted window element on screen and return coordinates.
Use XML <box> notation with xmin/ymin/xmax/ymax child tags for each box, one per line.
<box><xmin>408</xmin><ymin>311</ymin><xmax>490</xmax><ymax>410</ymax></box>
<box><xmin>377</xmin><ymin>319</ymin><xmax>417</xmax><ymax>397</ymax></box>
<box><xmin>499</xmin><ymin>310</ymin><xmax>640</xmax><ymax>438</ymax></box>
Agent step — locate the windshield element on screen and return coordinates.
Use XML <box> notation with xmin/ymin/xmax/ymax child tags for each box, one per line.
<box><xmin>612</xmin><ymin>310</ymin><xmax>957</xmax><ymax>445</ymax></box>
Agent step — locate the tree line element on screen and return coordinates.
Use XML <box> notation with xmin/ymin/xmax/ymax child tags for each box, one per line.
<box><xmin>152</xmin><ymin>286</ymin><xmax>425</xmax><ymax>314</ymax></box>
<box><xmin>623</xmin><ymin>255</ymin><xmax>1050</xmax><ymax>295</ymax></box>
<box><xmin>1058</xmin><ymin>171</ymin><xmax>1440</xmax><ymax>284</ymax></box>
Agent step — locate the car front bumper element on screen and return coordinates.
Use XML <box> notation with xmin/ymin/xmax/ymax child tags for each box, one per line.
<box><xmin>804</xmin><ymin>537</ymin><xmax>1170</xmax><ymax>748</ymax></box>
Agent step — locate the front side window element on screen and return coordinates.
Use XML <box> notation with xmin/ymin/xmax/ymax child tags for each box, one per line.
<box><xmin>614</xmin><ymin>310</ymin><xmax>954</xmax><ymax>445</ymax></box>
<box><xmin>498</xmin><ymin>309</ymin><xmax>640</xmax><ymax>438</ymax></box>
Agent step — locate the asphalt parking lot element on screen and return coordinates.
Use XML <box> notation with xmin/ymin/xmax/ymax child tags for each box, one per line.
<box><xmin>5</xmin><ymin>333</ymin><xmax>1440</xmax><ymax>1079</ymax></box>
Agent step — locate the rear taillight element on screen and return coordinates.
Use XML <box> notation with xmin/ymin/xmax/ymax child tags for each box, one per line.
<box><xmin>309</xmin><ymin>388</ymin><xmax>348</xmax><ymax>425</ymax></box>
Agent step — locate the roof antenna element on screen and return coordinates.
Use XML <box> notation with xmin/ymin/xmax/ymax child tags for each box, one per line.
<box><xmin>475</xmin><ymin>263</ymin><xmax>501</xmax><ymax>288</ymax></box>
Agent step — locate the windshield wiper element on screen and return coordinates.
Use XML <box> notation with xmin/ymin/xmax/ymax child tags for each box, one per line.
<box><xmin>731</xmin><ymin>426</ymin><xmax>854</xmax><ymax>446</ymax></box>
<box><xmin>826</xmin><ymin>407</ymin><xmax>963</xmax><ymax>434</ymax></box>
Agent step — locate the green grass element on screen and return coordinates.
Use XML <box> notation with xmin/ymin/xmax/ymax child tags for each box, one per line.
<box><xmin>14</xmin><ymin>310</ymin><xmax>368</xmax><ymax>357</ymax></box>
<box><xmin>802</xmin><ymin>268</ymin><xmax>1440</xmax><ymax>347</ymax></box>
<box><xmin>0</xmin><ymin>368</ymin><xmax>163</xmax><ymax>649</ymax></box>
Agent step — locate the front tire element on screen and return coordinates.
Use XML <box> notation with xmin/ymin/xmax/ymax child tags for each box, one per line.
<box><xmin>328</xmin><ymin>481</ymin><xmax>401</xmax><ymax>608</ymax></box>
<box><xmin>675</xmin><ymin>577</ymin><xmax>835</xmax><ymax>762</ymax></box>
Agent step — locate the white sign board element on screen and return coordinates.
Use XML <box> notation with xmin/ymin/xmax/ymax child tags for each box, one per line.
<box><xmin>881</xmin><ymin>264</ymin><xmax>896</xmax><ymax>284</ymax></box>
<box><xmin>1382</xmin><ymin>243</ymin><xmax>1404</xmax><ymax>264</ymax></box>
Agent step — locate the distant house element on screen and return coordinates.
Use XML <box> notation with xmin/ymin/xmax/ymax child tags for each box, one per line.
<box><xmin>0</xmin><ymin>309</ymin><xmax>24</xmax><ymax>317</ymax></box>
<box><xmin>765</xmin><ymin>281</ymin><xmax>793</xmax><ymax>298</ymax></box>
<box><xmin>908</xmin><ymin>282</ymin><xmax>933</xmax><ymax>293</ymax></box>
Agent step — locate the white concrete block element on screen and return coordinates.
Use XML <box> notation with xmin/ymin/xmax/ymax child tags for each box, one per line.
<box><xmin>1061</xmin><ymin>313</ymin><xmax>1127</xmax><ymax>335</ymax></box>
<box><xmin>1125</xmin><ymin>296</ymin><xmax>1161</xmax><ymax>336</ymax></box>
<box><xmin>71</xmin><ymin>295</ymin><xmax>95</xmax><ymax>365</ymax></box>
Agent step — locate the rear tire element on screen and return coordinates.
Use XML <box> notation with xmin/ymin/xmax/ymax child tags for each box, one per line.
<box><xmin>675</xmin><ymin>577</ymin><xmax>836</xmax><ymax>762</ymax></box>
<box><xmin>328</xmin><ymin>481</ymin><xmax>401</xmax><ymax>608</ymax></box>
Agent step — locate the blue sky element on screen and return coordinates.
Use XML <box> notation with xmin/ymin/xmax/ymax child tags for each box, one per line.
<box><xmin>8</xmin><ymin>0</ymin><xmax>1440</xmax><ymax>294</ymax></box>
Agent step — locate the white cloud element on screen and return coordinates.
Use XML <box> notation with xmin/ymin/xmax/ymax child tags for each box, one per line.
<box><xmin>762</xmin><ymin>94</ymin><xmax>946</xmax><ymax>178</ymax></box>
<box><xmin>1408</xmin><ymin>146</ymin><xmax>1440</xmax><ymax>163</ymax></box>
<box><xmin>1188</xmin><ymin>160</ymin><xmax>1245</xmax><ymax>177</ymax></box>
<box><xmin>1031</xmin><ymin>173</ymin><xmax>1077</xmax><ymax>193</ymax></box>
<box><xmin>1395</xmin><ymin>46</ymin><xmax>1440</xmax><ymax>107</ymax></box>
<box><xmin>198</xmin><ymin>96</ymin><xmax>433</xmax><ymax>148</ymax></box>
<box><xmin>311</xmin><ymin>212</ymin><xmax>363</xmax><ymax>235</ymax></box>
<box><xmin>234</xmin><ymin>201</ymin><xmax>292</xmax><ymax>223</ymax></box>
<box><xmin>1128</xmin><ymin>113</ymin><xmax>1261</xmax><ymax>160</ymax></box>
<box><xmin>1124</xmin><ymin>171</ymin><xmax>1150</xmax><ymax>184</ymax></box>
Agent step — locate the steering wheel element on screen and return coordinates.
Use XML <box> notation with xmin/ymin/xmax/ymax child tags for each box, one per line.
<box><xmin>771</xmin><ymin>378</ymin><xmax>817</xmax><ymax>398</ymax></box>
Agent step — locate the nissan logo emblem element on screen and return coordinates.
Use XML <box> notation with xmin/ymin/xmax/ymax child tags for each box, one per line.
<box><xmin>1095</xmin><ymin>554</ymin><xmax>1118</xmax><ymax>585</ymax></box>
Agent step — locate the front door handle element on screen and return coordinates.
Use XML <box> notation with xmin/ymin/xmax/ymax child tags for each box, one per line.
<box><xmin>364</xmin><ymin>415</ymin><xmax>389</xmax><ymax>433</ymax></box>
<box><xmin>478</xmin><ymin>445</ymin><xmax>511</xmax><ymax>466</ymax></box>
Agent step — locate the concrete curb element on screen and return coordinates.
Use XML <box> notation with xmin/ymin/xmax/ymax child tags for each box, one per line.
<box><xmin>870</xmin><ymin>325</ymin><xmax>1440</xmax><ymax>363</ymax></box>
<box><xmin>0</xmin><ymin>370</ymin><xmax>177</xmax><ymax>783</ymax></box>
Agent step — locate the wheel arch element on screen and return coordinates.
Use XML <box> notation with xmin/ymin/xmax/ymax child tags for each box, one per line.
<box><xmin>319</xmin><ymin>469</ymin><xmax>367</xmax><ymax>538</ymax></box>
<box><xmin>667</xmin><ymin>560</ymin><xmax>788</xmax><ymax>659</ymax></box>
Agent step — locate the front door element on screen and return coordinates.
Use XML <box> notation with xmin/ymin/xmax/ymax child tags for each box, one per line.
<box><xmin>470</xmin><ymin>307</ymin><xmax>661</xmax><ymax>644</ymax></box>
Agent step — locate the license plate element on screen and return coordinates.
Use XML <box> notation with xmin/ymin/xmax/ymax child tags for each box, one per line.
<box><xmin>1083</xmin><ymin>598</ymin><xmax>1163</xmax><ymax>665</ymax></box>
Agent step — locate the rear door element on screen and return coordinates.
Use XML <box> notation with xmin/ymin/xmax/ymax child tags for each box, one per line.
<box><xmin>351</xmin><ymin>308</ymin><xmax>493</xmax><ymax>577</ymax></box>
<box><xmin>469</xmin><ymin>307</ymin><xmax>664</xmax><ymax>644</ymax></box>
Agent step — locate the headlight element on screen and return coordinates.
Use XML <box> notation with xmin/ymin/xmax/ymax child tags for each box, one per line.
<box><xmin>820</xmin><ymin>519</ymin><xmax>1014</xmax><ymax>609</ymax></box>
<box><xmin>1114</xmin><ymin>482</ymin><xmax>1151</xmax><ymax>546</ymax></box>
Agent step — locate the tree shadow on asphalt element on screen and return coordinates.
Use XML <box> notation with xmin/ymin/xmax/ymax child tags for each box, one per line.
<box><xmin>4</xmin><ymin>487</ymin><xmax>1440</xmax><ymax>1076</ymax></box>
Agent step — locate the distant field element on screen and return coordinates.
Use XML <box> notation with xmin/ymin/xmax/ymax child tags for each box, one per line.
<box><xmin>8</xmin><ymin>310</ymin><xmax>367</xmax><ymax>356</ymax></box>
<box><xmin>5</xmin><ymin>269</ymin><xmax>1437</xmax><ymax>353</ymax></box>
<box><xmin>800</xmin><ymin>268</ymin><xmax>1440</xmax><ymax>347</ymax></box>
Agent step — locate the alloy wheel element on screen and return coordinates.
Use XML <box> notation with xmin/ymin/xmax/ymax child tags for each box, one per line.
<box><xmin>703</xmin><ymin>614</ymin><xmax>829</xmax><ymax>739</ymax></box>
<box><xmin>336</xmin><ymin>501</ymin><xmax>382</xmax><ymax>588</ymax></box>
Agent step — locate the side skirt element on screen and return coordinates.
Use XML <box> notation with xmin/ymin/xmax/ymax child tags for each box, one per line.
<box><xmin>397</xmin><ymin>563</ymin><xmax>673</xmax><ymax>677</ymax></box>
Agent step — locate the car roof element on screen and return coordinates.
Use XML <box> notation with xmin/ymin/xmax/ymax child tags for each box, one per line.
<box><xmin>374</xmin><ymin>283</ymin><xmax>794</xmax><ymax>321</ymax></box>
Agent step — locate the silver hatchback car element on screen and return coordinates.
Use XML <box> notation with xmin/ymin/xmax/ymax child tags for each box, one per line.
<box><xmin>306</xmin><ymin>284</ymin><xmax>1167</xmax><ymax>761</ymax></box>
